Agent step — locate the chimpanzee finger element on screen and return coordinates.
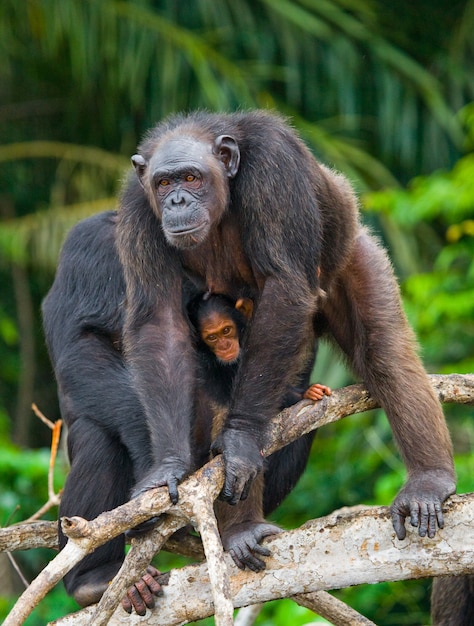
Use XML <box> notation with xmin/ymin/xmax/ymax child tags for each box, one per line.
<box><xmin>221</xmin><ymin>477</ymin><xmax>235</xmax><ymax>503</ymax></box>
<box><xmin>228</xmin><ymin>547</ymin><xmax>245</xmax><ymax>570</ymax></box>
<box><xmin>124</xmin><ymin>584</ymin><xmax>147</xmax><ymax>616</ymax></box>
<box><xmin>135</xmin><ymin>578</ymin><xmax>156</xmax><ymax>609</ymax></box>
<box><xmin>223</xmin><ymin>473</ymin><xmax>244</xmax><ymax>505</ymax></box>
<box><xmin>241</xmin><ymin>551</ymin><xmax>266</xmax><ymax>572</ymax></box>
<box><xmin>391</xmin><ymin>511</ymin><xmax>407</xmax><ymax>540</ymax></box>
<box><xmin>240</xmin><ymin>477</ymin><xmax>253</xmax><ymax>502</ymax></box>
<box><xmin>304</xmin><ymin>388</ymin><xmax>318</xmax><ymax>401</ymax></box>
<box><xmin>410</xmin><ymin>501</ymin><xmax>420</xmax><ymax>529</ymax></box>
<box><xmin>229</xmin><ymin>546</ymin><xmax>265</xmax><ymax>572</ymax></box>
<box><xmin>142</xmin><ymin>572</ymin><xmax>163</xmax><ymax>597</ymax></box>
<box><xmin>146</xmin><ymin>565</ymin><xmax>161</xmax><ymax>578</ymax></box>
<box><xmin>435</xmin><ymin>502</ymin><xmax>444</xmax><ymax>530</ymax></box>
<box><xmin>167</xmin><ymin>478</ymin><xmax>180</xmax><ymax>505</ymax></box>
<box><xmin>416</xmin><ymin>502</ymin><xmax>429</xmax><ymax>537</ymax></box>
<box><xmin>126</xmin><ymin>516</ymin><xmax>160</xmax><ymax>538</ymax></box>
<box><xmin>122</xmin><ymin>594</ymin><xmax>133</xmax><ymax>614</ymax></box>
<box><xmin>426</xmin><ymin>503</ymin><xmax>438</xmax><ymax>539</ymax></box>
<box><xmin>251</xmin><ymin>543</ymin><xmax>271</xmax><ymax>557</ymax></box>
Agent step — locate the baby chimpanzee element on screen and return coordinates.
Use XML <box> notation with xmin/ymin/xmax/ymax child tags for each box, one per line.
<box><xmin>189</xmin><ymin>292</ymin><xmax>331</xmax><ymax>408</ymax></box>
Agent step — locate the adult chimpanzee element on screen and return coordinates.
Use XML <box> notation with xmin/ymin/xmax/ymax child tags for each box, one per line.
<box><xmin>43</xmin><ymin>110</ymin><xmax>455</xmax><ymax>612</ymax></box>
<box><xmin>119</xmin><ymin>110</ymin><xmax>454</xmax><ymax>530</ymax></box>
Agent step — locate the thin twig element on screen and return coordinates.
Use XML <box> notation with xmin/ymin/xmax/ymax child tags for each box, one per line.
<box><xmin>31</xmin><ymin>403</ymin><xmax>55</xmax><ymax>430</ymax></box>
<box><xmin>24</xmin><ymin>406</ymin><xmax>62</xmax><ymax>522</ymax></box>
<box><xmin>6</xmin><ymin>552</ymin><xmax>29</xmax><ymax>589</ymax></box>
<box><xmin>234</xmin><ymin>604</ymin><xmax>262</xmax><ymax>626</ymax></box>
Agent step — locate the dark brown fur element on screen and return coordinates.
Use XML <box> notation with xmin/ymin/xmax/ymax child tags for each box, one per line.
<box><xmin>118</xmin><ymin>111</ymin><xmax>454</xmax><ymax>512</ymax></box>
<box><xmin>431</xmin><ymin>576</ymin><xmax>474</xmax><ymax>625</ymax></box>
<box><xmin>118</xmin><ymin>110</ymin><xmax>454</xmax><ymax>562</ymax></box>
<box><xmin>43</xmin><ymin>110</ymin><xmax>455</xmax><ymax>610</ymax></box>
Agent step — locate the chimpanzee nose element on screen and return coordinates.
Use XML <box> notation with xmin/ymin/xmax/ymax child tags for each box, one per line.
<box><xmin>171</xmin><ymin>192</ymin><xmax>186</xmax><ymax>207</ymax></box>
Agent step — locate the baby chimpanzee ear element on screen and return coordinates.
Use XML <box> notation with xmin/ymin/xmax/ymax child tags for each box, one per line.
<box><xmin>235</xmin><ymin>297</ymin><xmax>253</xmax><ymax>320</ymax></box>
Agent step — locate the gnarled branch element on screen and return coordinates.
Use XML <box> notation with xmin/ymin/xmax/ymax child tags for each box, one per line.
<box><xmin>1</xmin><ymin>374</ymin><xmax>473</xmax><ymax>625</ymax></box>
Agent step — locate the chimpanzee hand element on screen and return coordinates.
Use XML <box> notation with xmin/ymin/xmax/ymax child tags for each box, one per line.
<box><xmin>390</xmin><ymin>469</ymin><xmax>456</xmax><ymax>540</ymax></box>
<box><xmin>132</xmin><ymin>458</ymin><xmax>190</xmax><ymax>505</ymax></box>
<box><xmin>121</xmin><ymin>565</ymin><xmax>164</xmax><ymax>616</ymax></box>
<box><xmin>221</xmin><ymin>521</ymin><xmax>281</xmax><ymax>571</ymax></box>
<box><xmin>211</xmin><ymin>429</ymin><xmax>264</xmax><ymax>505</ymax></box>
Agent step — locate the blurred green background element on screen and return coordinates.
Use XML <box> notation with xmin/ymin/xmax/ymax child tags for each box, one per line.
<box><xmin>0</xmin><ymin>1</ymin><xmax>473</xmax><ymax>624</ymax></box>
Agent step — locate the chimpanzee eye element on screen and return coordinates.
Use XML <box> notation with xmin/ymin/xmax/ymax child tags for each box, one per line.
<box><xmin>185</xmin><ymin>175</ymin><xmax>196</xmax><ymax>182</ymax></box>
<box><xmin>222</xmin><ymin>326</ymin><xmax>232</xmax><ymax>335</ymax></box>
<box><xmin>206</xmin><ymin>334</ymin><xmax>217</xmax><ymax>343</ymax></box>
<box><xmin>159</xmin><ymin>179</ymin><xmax>170</xmax><ymax>186</ymax></box>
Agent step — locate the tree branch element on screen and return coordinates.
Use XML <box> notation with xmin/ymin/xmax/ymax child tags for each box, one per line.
<box><xmin>51</xmin><ymin>494</ymin><xmax>474</xmax><ymax>625</ymax></box>
<box><xmin>1</xmin><ymin>374</ymin><xmax>473</xmax><ymax>626</ymax></box>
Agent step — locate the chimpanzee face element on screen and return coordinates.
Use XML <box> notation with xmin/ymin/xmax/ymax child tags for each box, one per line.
<box><xmin>132</xmin><ymin>134</ymin><xmax>240</xmax><ymax>249</ymax></box>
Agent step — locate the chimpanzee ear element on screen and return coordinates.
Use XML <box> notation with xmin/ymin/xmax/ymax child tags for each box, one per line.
<box><xmin>131</xmin><ymin>154</ymin><xmax>147</xmax><ymax>188</ymax></box>
<box><xmin>214</xmin><ymin>135</ymin><xmax>240</xmax><ymax>178</ymax></box>
<box><xmin>235</xmin><ymin>297</ymin><xmax>253</xmax><ymax>320</ymax></box>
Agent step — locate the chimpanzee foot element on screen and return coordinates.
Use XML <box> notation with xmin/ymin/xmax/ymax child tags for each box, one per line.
<box><xmin>72</xmin><ymin>562</ymin><xmax>123</xmax><ymax>607</ymax></box>
<box><xmin>73</xmin><ymin>581</ymin><xmax>108</xmax><ymax>607</ymax></box>
<box><xmin>221</xmin><ymin>521</ymin><xmax>281</xmax><ymax>572</ymax></box>
<box><xmin>72</xmin><ymin>562</ymin><xmax>164</xmax><ymax>616</ymax></box>
<box><xmin>121</xmin><ymin>565</ymin><xmax>164</xmax><ymax>615</ymax></box>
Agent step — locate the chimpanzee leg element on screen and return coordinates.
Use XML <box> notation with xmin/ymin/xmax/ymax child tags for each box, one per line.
<box><xmin>431</xmin><ymin>576</ymin><xmax>474</xmax><ymax>626</ymax></box>
<box><xmin>263</xmin><ymin>433</ymin><xmax>315</xmax><ymax>516</ymax></box>
<box><xmin>55</xmin><ymin>334</ymin><xmax>153</xmax><ymax>480</ymax></box>
<box><xmin>321</xmin><ymin>229</ymin><xmax>454</xmax><ymax>538</ymax></box>
<box><xmin>263</xmin><ymin>350</ymin><xmax>318</xmax><ymax>516</ymax></box>
<box><xmin>59</xmin><ymin>420</ymin><xmax>134</xmax><ymax>607</ymax></box>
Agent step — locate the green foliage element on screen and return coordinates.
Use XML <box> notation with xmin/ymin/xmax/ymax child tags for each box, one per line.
<box><xmin>0</xmin><ymin>304</ymin><xmax>19</xmax><ymax>415</ymax></box>
<box><xmin>0</xmin><ymin>0</ymin><xmax>473</xmax><ymax>623</ymax></box>
<box><xmin>0</xmin><ymin>0</ymin><xmax>470</xmax><ymax>271</ymax></box>
<box><xmin>365</xmin><ymin>153</ymin><xmax>474</xmax><ymax>226</ymax></box>
<box><xmin>0</xmin><ymin>446</ymin><xmax>65</xmax><ymax>525</ymax></box>
<box><xmin>0</xmin><ymin>309</ymin><xmax>17</xmax><ymax>346</ymax></box>
<box><xmin>365</xmin><ymin>151</ymin><xmax>474</xmax><ymax>372</ymax></box>
<box><xmin>334</xmin><ymin>579</ymin><xmax>431</xmax><ymax>626</ymax></box>
<box><xmin>0</xmin><ymin>445</ymin><xmax>71</xmax><ymax>626</ymax></box>
<box><xmin>1</xmin><ymin>588</ymin><xmax>78</xmax><ymax>626</ymax></box>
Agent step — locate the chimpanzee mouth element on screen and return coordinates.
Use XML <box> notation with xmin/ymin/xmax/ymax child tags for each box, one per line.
<box><xmin>164</xmin><ymin>221</ymin><xmax>209</xmax><ymax>248</ymax></box>
<box><xmin>216</xmin><ymin>351</ymin><xmax>240</xmax><ymax>364</ymax></box>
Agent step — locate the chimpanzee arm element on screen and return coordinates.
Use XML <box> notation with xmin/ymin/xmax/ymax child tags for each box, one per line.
<box><xmin>117</xmin><ymin>191</ymin><xmax>199</xmax><ymax>504</ymax></box>
<box><xmin>213</xmin><ymin>274</ymin><xmax>318</xmax><ymax>504</ymax></box>
<box><xmin>123</xmin><ymin>295</ymin><xmax>196</xmax><ymax>504</ymax></box>
<box><xmin>321</xmin><ymin>228</ymin><xmax>455</xmax><ymax>539</ymax></box>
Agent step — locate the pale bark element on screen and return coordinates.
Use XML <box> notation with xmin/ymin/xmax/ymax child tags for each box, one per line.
<box><xmin>1</xmin><ymin>374</ymin><xmax>472</xmax><ymax>626</ymax></box>
<box><xmin>50</xmin><ymin>494</ymin><xmax>474</xmax><ymax>626</ymax></box>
